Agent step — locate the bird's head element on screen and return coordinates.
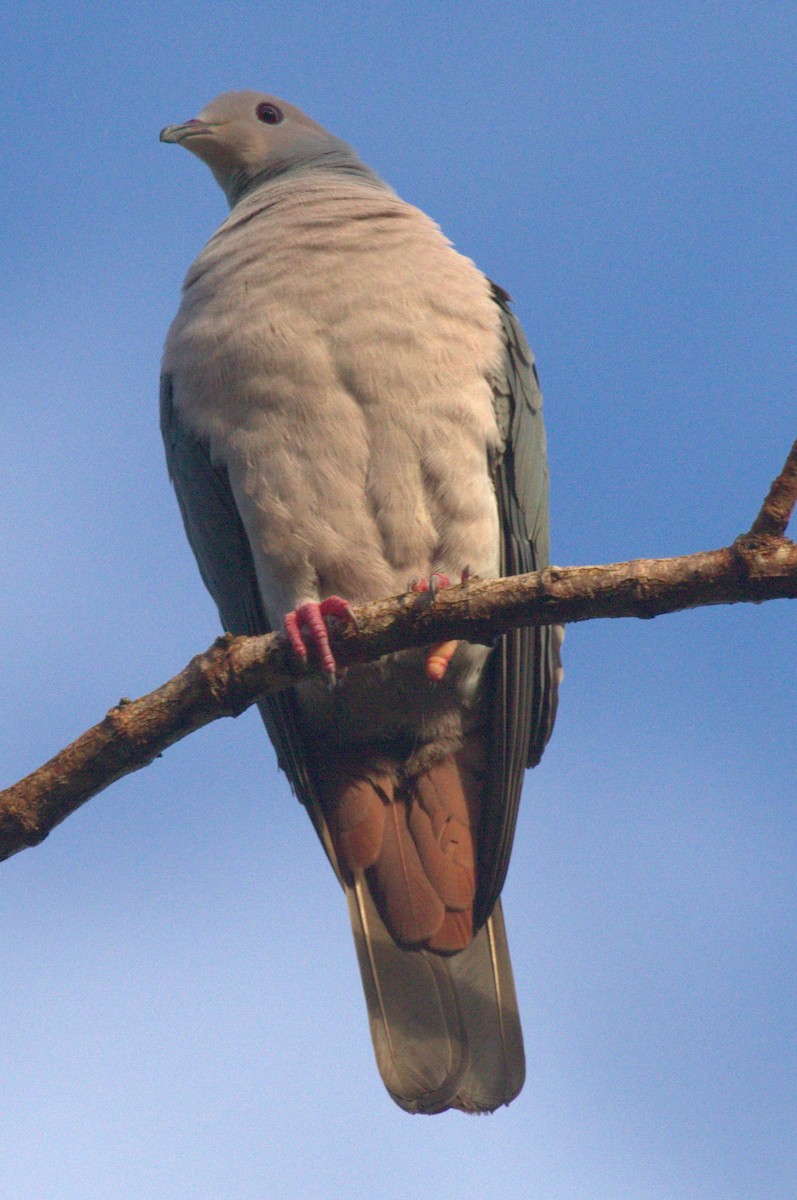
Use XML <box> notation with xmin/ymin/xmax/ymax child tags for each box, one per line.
<box><xmin>160</xmin><ymin>90</ymin><xmax>373</xmax><ymax>206</ymax></box>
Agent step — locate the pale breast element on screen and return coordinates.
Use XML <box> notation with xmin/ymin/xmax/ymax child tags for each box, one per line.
<box><xmin>163</xmin><ymin>173</ymin><xmax>506</xmax><ymax>625</ymax></box>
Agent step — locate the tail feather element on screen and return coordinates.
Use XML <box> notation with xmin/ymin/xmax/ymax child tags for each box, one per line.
<box><xmin>372</xmin><ymin>799</ymin><xmax>446</xmax><ymax>944</ymax></box>
<box><xmin>324</xmin><ymin>749</ymin><xmax>483</xmax><ymax>953</ymax></box>
<box><xmin>409</xmin><ymin>759</ymin><xmax>477</xmax><ymax>910</ymax></box>
<box><xmin>347</xmin><ymin>881</ymin><xmax>524</xmax><ymax>1114</ymax></box>
<box><xmin>444</xmin><ymin>899</ymin><xmax>525</xmax><ymax>1112</ymax></box>
<box><xmin>320</xmin><ymin>739</ymin><xmax>524</xmax><ymax>1112</ymax></box>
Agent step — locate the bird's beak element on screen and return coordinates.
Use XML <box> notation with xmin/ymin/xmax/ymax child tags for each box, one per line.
<box><xmin>160</xmin><ymin>118</ymin><xmax>213</xmax><ymax>144</ymax></box>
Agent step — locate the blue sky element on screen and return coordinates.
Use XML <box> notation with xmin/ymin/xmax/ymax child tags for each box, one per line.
<box><xmin>2</xmin><ymin>4</ymin><xmax>795</xmax><ymax>1197</ymax></box>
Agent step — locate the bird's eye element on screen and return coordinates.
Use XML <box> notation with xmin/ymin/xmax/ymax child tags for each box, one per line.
<box><xmin>256</xmin><ymin>102</ymin><xmax>284</xmax><ymax>125</ymax></box>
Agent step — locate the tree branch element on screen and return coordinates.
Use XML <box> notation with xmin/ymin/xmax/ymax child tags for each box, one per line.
<box><xmin>2</xmin><ymin>440</ymin><xmax>796</xmax><ymax>864</ymax></box>
<box><xmin>750</xmin><ymin>436</ymin><xmax>797</xmax><ymax>538</ymax></box>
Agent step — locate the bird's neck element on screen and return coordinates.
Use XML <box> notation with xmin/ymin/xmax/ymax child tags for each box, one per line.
<box><xmin>224</xmin><ymin>149</ymin><xmax>389</xmax><ymax>208</ymax></box>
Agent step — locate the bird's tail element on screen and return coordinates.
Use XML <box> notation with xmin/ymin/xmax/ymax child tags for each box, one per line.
<box><xmin>345</xmin><ymin>880</ymin><xmax>524</xmax><ymax>1114</ymax></box>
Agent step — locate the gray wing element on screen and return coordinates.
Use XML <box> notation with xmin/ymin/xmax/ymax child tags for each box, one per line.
<box><xmin>474</xmin><ymin>284</ymin><xmax>561</xmax><ymax>928</ymax></box>
<box><xmin>160</xmin><ymin>375</ymin><xmax>326</xmax><ymax>840</ymax></box>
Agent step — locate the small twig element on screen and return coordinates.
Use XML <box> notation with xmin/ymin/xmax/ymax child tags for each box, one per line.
<box><xmin>749</xmin><ymin>435</ymin><xmax>797</xmax><ymax>539</ymax></box>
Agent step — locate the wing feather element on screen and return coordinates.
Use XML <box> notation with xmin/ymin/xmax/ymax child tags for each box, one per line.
<box><xmin>159</xmin><ymin>375</ymin><xmax>332</xmax><ymax>852</ymax></box>
<box><xmin>475</xmin><ymin>285</ymin><xmax>561</xmax><ymax>928</ymax></box>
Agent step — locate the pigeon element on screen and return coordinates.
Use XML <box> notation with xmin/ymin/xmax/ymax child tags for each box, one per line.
<box><xmin>160</xmin><ymin>91</ymin><xmax>560</xmax><ymax>1113</ymax></box>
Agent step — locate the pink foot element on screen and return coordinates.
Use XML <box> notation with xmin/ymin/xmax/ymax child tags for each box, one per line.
<box><xmin>409</xmin><ymin>573</ymin><xmax>451</xmax><ymax>597</ymax></box>
<box><xmin>407</xmin><ymin>571</ymin><xmax>472</xmax><ymax>681</ymax></box>
<box><xmin>409</xmin><ymin>569</ymin><xmax>473</xmax><ymax>595</ymax></box>
<box><xmin>283</xmin><ymin>596</ymin><xmax>357</xmax><ymax>682</ymax></box>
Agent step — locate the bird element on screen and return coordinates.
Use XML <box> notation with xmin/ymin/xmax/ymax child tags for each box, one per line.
<box><xmin>159</xmin><ymin>90</ymin><xmax>560</xmax><ymax>1114</ymax></box>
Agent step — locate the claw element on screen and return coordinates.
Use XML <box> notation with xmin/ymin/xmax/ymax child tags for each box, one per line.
<box><xmin>409</xmin><ymin>573</ymin><xmax>451</xmax><ymax>597</ymax></box>
<box><xmin>283</xmin><ymin>609</ymin><xmax>309</xmax><ymax>665</ymax></box>
<box><xmin>320</xmin><ymin>594</ymin><xmax>359</xmax><ymax>632</ymax></box>
<box><xmin>283</xmin><ymin>595</ymin><xmax>357</xmax><ymax>680</ymax></box>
